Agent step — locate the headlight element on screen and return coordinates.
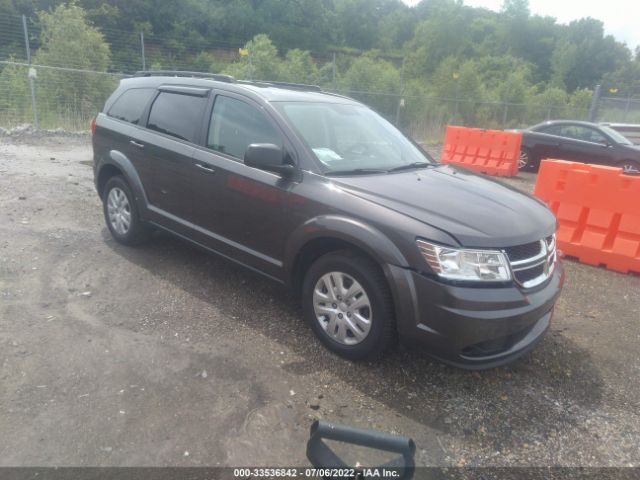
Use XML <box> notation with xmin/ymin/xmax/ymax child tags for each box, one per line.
<box><xmin>416</xmin><ymin>240</ymin><xmax>511</xmax><ymax>282</ymax></box>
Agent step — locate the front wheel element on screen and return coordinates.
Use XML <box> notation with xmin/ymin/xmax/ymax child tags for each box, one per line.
<box><xmin>618</xmin><ymin>160</ymin><xmax>640</xmax><ymax>174</ymax></box>
<box><xmin>302</xmin><ymin>250</ymin><xmax>396</xmax><ymax>361</ymax></box>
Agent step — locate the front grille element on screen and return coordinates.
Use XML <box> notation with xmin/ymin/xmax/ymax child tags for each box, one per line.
<box><xmin>504</xmin><ymin>234</ymin><xmax>556</xmax><ymax>289</ymax></box>
<box><xmin>504</xmin><ymin>241</ymin><xmax>542</xmax><ymax>262</ymax></box>
<box><xmin>514</xmin><ymin>263</ymin><xmax>545</xmax><ymax>283</ymax></box>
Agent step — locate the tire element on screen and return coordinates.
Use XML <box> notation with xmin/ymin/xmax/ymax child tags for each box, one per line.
<box><xmin>302</xmin><ymin>250</ymin><xmax>396</xmax><ymax>361</ymax></box>
<box><xmin>618</xmin><ymin>160</ymin><xmax>640</xmax><ymax>175</ymax></box>
<box><xmin>102</xmin><ymin>176</ymin><xmax>151</xmax><ymax>245</ymax></box>
<box><xmin>518</xmin><ymin>147</ymin><xmax>537</xmax><ymax>171</ymax></box>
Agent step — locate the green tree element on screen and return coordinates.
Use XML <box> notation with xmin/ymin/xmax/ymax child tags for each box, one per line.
<box><xmin>526</xmin><ymin>86</ymin><xmax>568</xmax><ymax>122</ymax></box>
<box><xmin>602</xmin><ymin>60</ymin><xmax>640</xmax><ymax>97</ymax></box>
<box><xmin>339</xmin><ymin>54</ymin><xmax>401</xmax><ymax>119</ymax></box>
<box><xmin>0</xmin><ymin>60</ymin><xmax>33</xmax><ymax>126</ymax></box>
<box><xmin>280</xmin><ymin>49</ymin><xmax>319</xmax><ymax>84</ymax></box>
<box><xmin>430</xmin><ymin>57</ymin><xmax>485</xmax><ymax>125</ymax></box>
<box><xmin>550</xmin><ymin>19</ymin><xmax>630</xmax><ymax>91</ymax></box>
<box><xmin>501</xmin><ymin>0</ymin><xmax>530</xmax><ymax>18</ymax></box>
<box><xmin>223</xmin><ymin>34</ymin><xmax>281</xmax><ymax>81</ymax></box>
<box><xmin>33</xmin><ymin>3</ymin><xmax>114</xmax><ymax>128</ymax></box>
<box><xmin>0</xmin><ymin>0</ymin><xmax>15</xmax><ymax>14</ymax></box>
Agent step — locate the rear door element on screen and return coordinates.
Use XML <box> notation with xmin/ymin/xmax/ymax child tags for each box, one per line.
<box><xmin>142</xmin><ymin>87</ymin><xmax>209</xmax><ymax>225</ymax></box>
<box><xmin>531</xmin><ymin>124</ymin><xmax>567</xmax><ymax>162</ymax></box>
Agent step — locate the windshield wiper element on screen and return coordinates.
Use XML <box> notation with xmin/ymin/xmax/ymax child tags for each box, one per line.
<box><xmin>325</xmin><ymin>168</ymin><xmax>388</xmax><ymax>176</ymax></box>
<box><xmin>387</xmin><ymin>162</ymin><xmax>433</xmax><ymax>172</ymax></box>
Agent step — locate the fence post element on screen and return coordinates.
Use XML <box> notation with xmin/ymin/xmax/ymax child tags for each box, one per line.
<box><xmin>395</xmin><ymin>56</ymin><xmax>406</xmax><ymax>126</ymax></box>
<box><xmin>140</xmin><ymin>32</ymin><xmax>146</xmax><ymax>71</ymax></box>
<box><xmin>623</xmin><ymin>96</ymin><xmax>631</xmax><ymax>122</ymax></box>
<box><xmin>22</xmin><ymin>15</ymin><xmax>38</xmax><ymax>129</ymax></box>
<box><xmin>588</xmin><ymin>84</ymin><xmax>601</xmax><ymax>122</ymax></box>
<box><xmin>331</xmin><ymin>52</ymin><xmax>336</xmax><ymax>91</ymax></box>
<box><xmin>502</xmin><ymin>102</ymin><xmax>509</xmax><ymax>126</ymax></box>
<box><xmin>452</xmin><ymin>81</ymin><xmax>460</xmax><ymax>125</ymax></box>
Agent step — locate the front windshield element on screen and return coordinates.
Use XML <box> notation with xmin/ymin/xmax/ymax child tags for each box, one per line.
<box><xmin>273</xmin><ymin>101</ymin><xmax>435</xmax><ymax>174</ymax></box>
<box><xmin>600</xmin><ymin>126</ymin><xmax>633</xmax><ymax>145</ymax></box>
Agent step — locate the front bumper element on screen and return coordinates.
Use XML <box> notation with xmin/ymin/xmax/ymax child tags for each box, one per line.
<box><xmin>387</xmin><ymin>260</ymin><xmax>565</xmax><ymax>369</ymax></box>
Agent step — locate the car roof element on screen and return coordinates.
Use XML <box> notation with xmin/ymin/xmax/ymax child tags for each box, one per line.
<box><xmin>119</xmin><ymin>75</ymin><xmax>360</xmax><ymax>105</ymax></box>
<box><xmin>530</xmin><ymin>120</ymin><xmax>601</xmax><ymax>130</ymax></box>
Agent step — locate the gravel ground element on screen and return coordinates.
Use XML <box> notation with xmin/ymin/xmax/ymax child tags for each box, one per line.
<box><xmin>0</xmin><ymin>135</ymin><xmax>639</xmax><ymax>468</ymax></box>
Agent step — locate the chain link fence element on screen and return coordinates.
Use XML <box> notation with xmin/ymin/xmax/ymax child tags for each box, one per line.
<box><xmin>596</xmin><ymin>96</ymin><xmax>640</xmax><ymax>124</ymax></box>
<box><xmin>0</xmin><ymin>12</ymin><xmax>636</xmax><ymax>139</ymax></box>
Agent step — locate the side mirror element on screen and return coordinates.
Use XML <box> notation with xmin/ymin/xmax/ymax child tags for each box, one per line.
<box><xmin>244</xmin><ymin>143</ymin><xmax>295</xmax><ymax>176</ymax></box>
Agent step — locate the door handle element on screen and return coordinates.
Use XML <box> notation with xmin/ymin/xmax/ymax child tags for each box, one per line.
<box><xmin>129</xmin><ymin>140</ymin><xmax>145</xmax><ymax>149</ymax></box>
<box><xmin>195</xmin><ymin>163</ymin><xmax>216</xmax><ymax>174</ymax></box>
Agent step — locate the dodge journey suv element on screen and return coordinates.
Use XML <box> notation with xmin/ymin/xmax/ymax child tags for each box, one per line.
<box><xmin>92</xmin><ymin>71</ymin><xmax>564</xmax><ymax>369</ymax></box>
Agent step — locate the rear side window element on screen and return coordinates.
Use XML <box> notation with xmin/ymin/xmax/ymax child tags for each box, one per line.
<box><xmin>107</xmin><ymin>88</ymin><xmax>155</xmax><ymax>125</ymax></box>
<box><xmin>147</xmin><ymin>92</ymin><xmax>207</xmax><ymax>143</ymax></box>
<box><xmin>539</xmin><ymin>125</ymin><xmax>563</xmax><ymax>136</ymax></box>
<box><xmin>207</xmin><ymin>95</ymin><xmax>282</xmax><ymax>159</ymax></box>
<box><xmin>544</xmin><ymin>125</ymin><xmax>607</xmax><ymax>144</ymax></box>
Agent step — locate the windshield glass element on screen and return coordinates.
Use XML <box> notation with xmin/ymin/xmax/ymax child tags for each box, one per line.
<box><xmin>600</xmin><ymin>126</ymin><xmax>633</xmax><ymax>145</ymax></box>
<box><xmin>273</xmin><ymin>101</ymin><xmax>435</xmax><ymax>173</ymax></box>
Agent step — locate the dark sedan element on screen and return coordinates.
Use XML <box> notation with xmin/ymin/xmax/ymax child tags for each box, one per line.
<box><xmin>516</xmin><ymin>120</ymin><xmax>640</xmax><ymax>173</ymax></box>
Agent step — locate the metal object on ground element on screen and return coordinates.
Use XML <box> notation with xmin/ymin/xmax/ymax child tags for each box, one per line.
<box><xmin>306</xmin><ymin>420</ymin><xmax>415</xmax><ymax>479</ymax></box>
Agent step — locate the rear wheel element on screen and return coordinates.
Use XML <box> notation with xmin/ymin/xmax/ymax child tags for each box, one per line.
<box><xmin>618</xmin><ymin>160</ymin><xmax>640</xmax><ymax>174</ymax></box>
<box><xmin>103</xmin><ymin>176</ymin><xmax>150</xmax><ymax>245</ymax></box>
<box><xmin>302</xmin><ymin>250</ymin><xmax>395</xmax><ymax>361</ymax></box>
<box><xmin>518</xmin><ymin>147</ymin><xmax>537</xmax><ymax>171</ymax></box>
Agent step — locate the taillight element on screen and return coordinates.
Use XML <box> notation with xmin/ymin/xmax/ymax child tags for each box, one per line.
<box><xmin>90</xmin><ymin>116</ymin><xmax>97</xmax><ymax>135</ymax></box>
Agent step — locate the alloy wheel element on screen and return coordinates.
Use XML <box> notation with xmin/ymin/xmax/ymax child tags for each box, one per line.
<box><xmin>107</xmin><ymin>187</ymin><xmax>132</xmax><ymax>235</ymax></box>
<box><xmin>518</xmin><ymin>149</ymin><xmax>529</xmax><ymax>169</ymax></box>
<box><xmin>313</xmin><ymin>272</ymin><xmax>372</xmax><ymax>346</ymax></box>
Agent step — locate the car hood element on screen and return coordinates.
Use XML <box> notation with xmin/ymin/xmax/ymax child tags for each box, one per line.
<box><xmin>331</xmin><ymin>165</ymin><xmax>557</xmax><ymax>248</ymax></box>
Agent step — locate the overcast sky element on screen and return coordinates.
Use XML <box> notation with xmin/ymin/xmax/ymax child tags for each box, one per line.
<box><xmin>401</xmin><ymin>0</ymin><xmax>640</xmax><ymax>51</ymax></box>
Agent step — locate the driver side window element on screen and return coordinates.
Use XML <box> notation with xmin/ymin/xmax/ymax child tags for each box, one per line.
<box><xmin>207</xmin><ymin>95</ymin><xmax>282</xmax><ymax>160</ymax></box>
<box><xmin>582</xmin><ymin>128</ymin><xmax>608</xmax><ymax>145</ymax></box>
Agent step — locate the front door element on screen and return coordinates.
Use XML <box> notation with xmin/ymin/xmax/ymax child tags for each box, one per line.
<box><xmin>190</xmin><ymin>93</ymin><xmax>295</xmax><ymax>278</ymax></box>
<box><xmin>554</xmin><ymin>125</ymin><xmax>612</xmax><ymax>165</ymax></box>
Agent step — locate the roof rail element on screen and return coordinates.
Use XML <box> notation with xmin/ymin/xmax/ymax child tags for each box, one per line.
<box><xmin>238</xmin><ymin>79</ymin><xmax>323</xmax><ymax>92</ymax></box>
<box><xmin>133</xmin><ymin>71</ymin><xmax>324</xmax><ymax>93</ymax></box>
<box><xmin>134</xmin><ymin>70</ymin><xmax>236</xmax><ymax>83</ymax></box>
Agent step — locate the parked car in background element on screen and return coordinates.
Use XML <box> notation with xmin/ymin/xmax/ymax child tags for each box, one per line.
<box><xmin>515</xmin><ymin>120</ymin><xmax>640</xmax><ymax>173</ymax></box>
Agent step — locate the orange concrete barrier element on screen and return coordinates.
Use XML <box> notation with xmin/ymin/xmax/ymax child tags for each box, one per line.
<box><xmin>534</xmin><ymin>159</ymin><xmax>640</xmax><ymax>274</ymax></box>
<box><xmin>440</xmin><ymin>126</ymin><xmax>521</xmax><ymax>177</ymax></box>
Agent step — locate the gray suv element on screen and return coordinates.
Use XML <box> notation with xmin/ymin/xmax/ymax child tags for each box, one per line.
<box><xmin>92</xmin><ymin>72</ymin><xmax>564</xmax><ymax>369</ymax></box>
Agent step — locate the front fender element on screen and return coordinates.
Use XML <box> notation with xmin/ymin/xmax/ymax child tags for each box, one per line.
<box><xmin>283</xmin><ymin>214</ymin><xmax>410</xmax><ymax>280</ymax></box>
<box><xmin>283</xmin><ymin>215</ymin><xmax>420</xmax><ymax>336</ymax></box>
